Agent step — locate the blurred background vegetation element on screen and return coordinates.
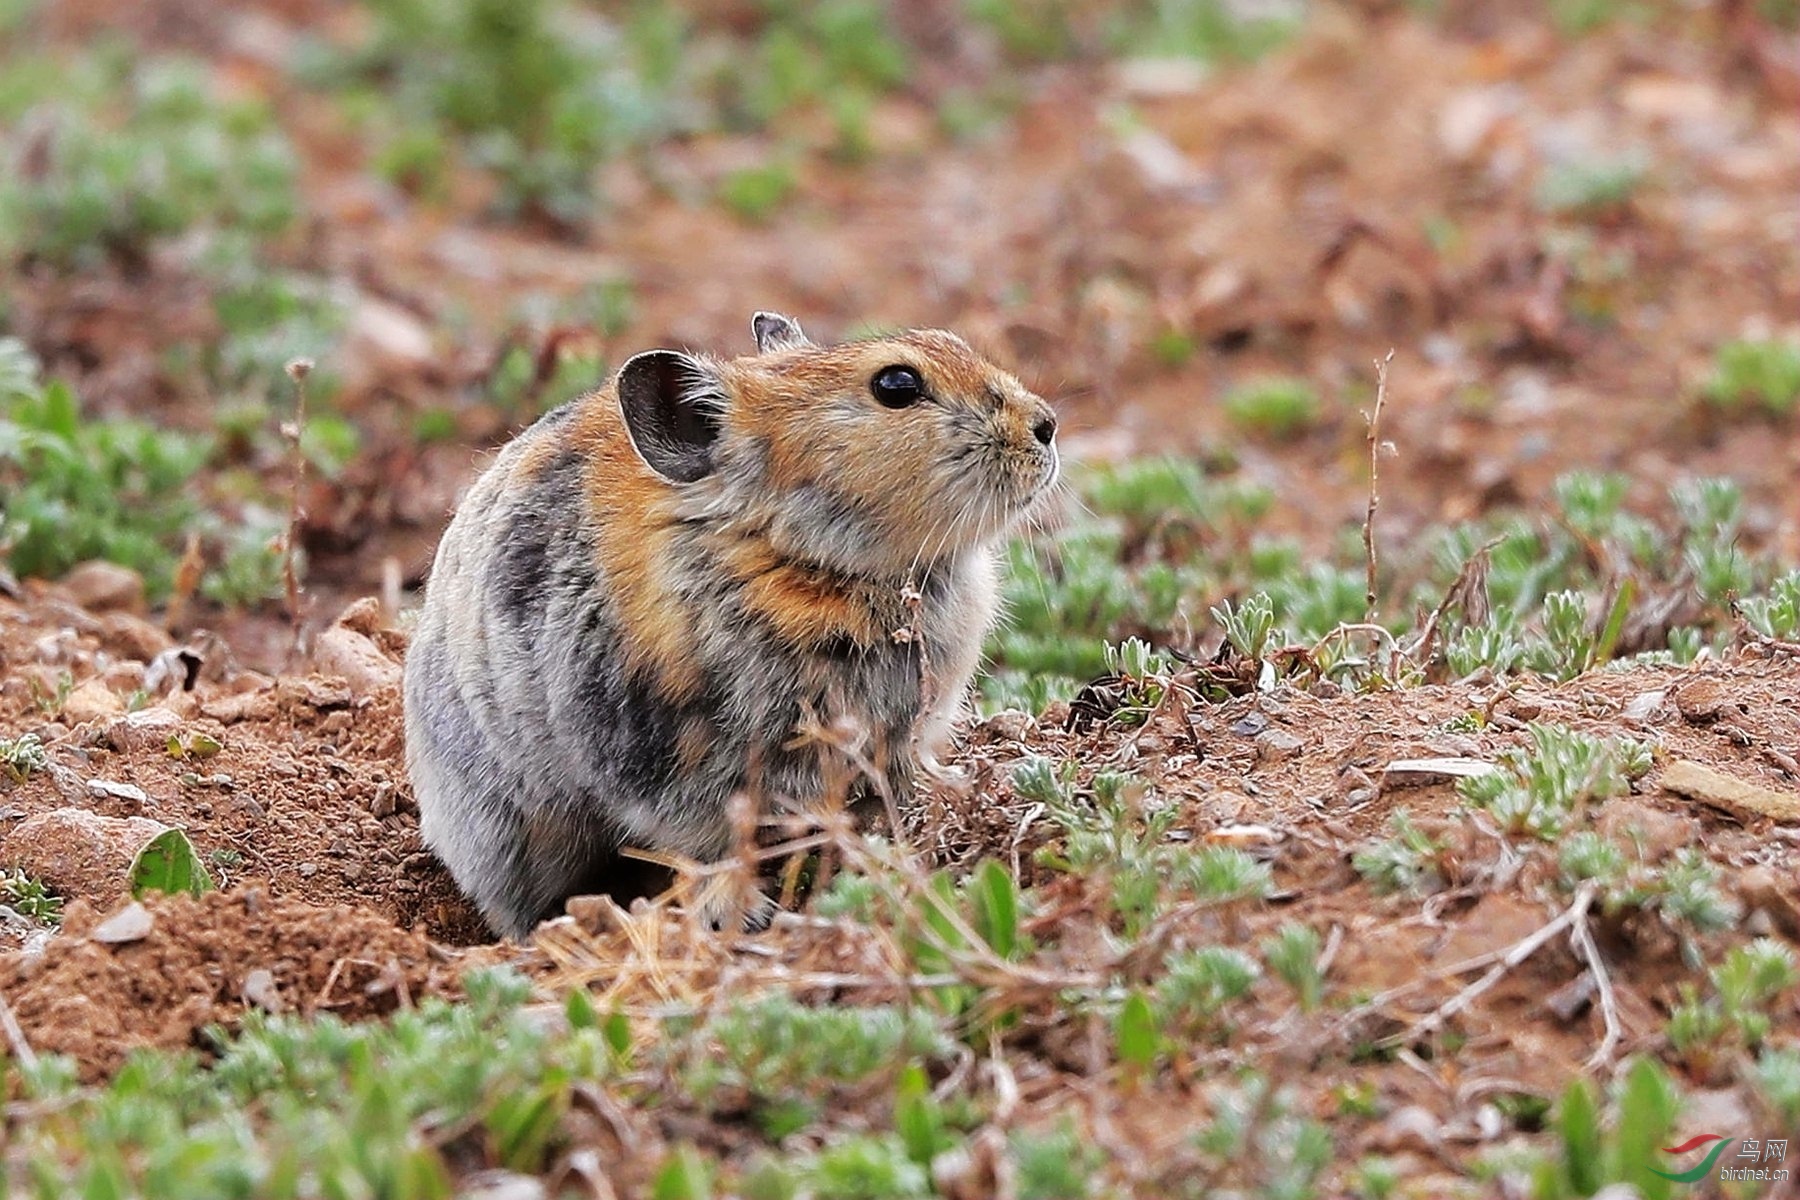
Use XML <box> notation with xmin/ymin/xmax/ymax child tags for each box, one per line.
<box><xmin>0</xmin><ymin>0</ymin><xmax>1795</xmax><ymax>692</ymax></box>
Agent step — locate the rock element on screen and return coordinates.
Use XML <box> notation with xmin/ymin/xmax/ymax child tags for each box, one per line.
<box><xmin>1621</xmin><ymin>689</ymin><xmax>1668</xmax><ymax>722</ymax></box>
<box><xmin>341</xmin><ymin>297</ymin><xmax>434</xmax><ymax>389</ymax></box>
<box><xmin>1597</xmin><ymin>799</ymin><xmax>1700</xmax><ymax>860</ymax></box>
<box><xmin>97</xmin><ymin>661</ymin><xmax>146</xmax><ymax>695</ymax></box>
<box><xmin>458</xmin><ymin>1172</ymin><xmax>547</xmax><ymax>1200</ymax></box>
<box><xmin>975</xmin><ymin>710</ymin><xmax>1033</xmax><ymax>744</ymax></box>
<box><xmin>90</xmin><ymin>901</ymin><xmax>154</xmax><ymax>945</ymax></box>
<box><xmin>61</xmin><ymin>561</ymin><xmax>145</xmax><ymax>613</ymax></box>
<box><xmin>1662</xmin><ymin>759</ymin><xmax>1800</xmax><ymax>823</ymax></box>
<box><xmin>1382</xmin><ymin>757</ymin><xmax>1500</xmax><ymax>791</ymax></box>
<box><xmin>1255</xmin><ymin>727</ymin><xmax>1306</xmax><ymax>763</ymax></box>
<box><xmin>87</xmin><ymin>779</ymin><xmax>150</xmax><ymax>807</ymax></box>
<box><xmin>241</xmin><ymin>967</ymin><xmax>284</xmax><ymax>1013</ymax></box>
<box><xmin>311</xmin><ymin>625</ymin><xmax>402</xmax><ymax>696</ymax></box>
<box><xmin>98</xmin><ymin>612</ymin><xmax>174</xmax><ymax>662</ymax></box>
<box><xmin>333</xmin><ymin>596</ymin><xmax>388</xmax><ymax>637</ymax></box>
<box><xmin>144</xmin><ymin>646</ymin><xmax>204</xmax><ymax>696</ymax></box>
<box><xmin>103</xmin><ymin>707</ymin><xmax>185</xmax><ymax>754</ymax></box>
<box><xmin>1673</xmin><ymin>678</ymin><xmax>1733</xmax><ymax>724</ymax></box>
<box><xmin>2</xmin><ymin>809</ymin><xmax>168</xmax><ymax>909</ymax></box>
<box><xmin>1370</xmin><ymin>1105</ymin><xmax>1443</xmax><ymax>1154</ymax></box>
<box><xmin>60</xmin><ymin>678</ymin><xmax>125</xmax><ymax>725</ymax></box>
<box><xmin>1231</xmin><ymin>712</ymin><xmax>1269</xmax><ymax>737</ymax></box>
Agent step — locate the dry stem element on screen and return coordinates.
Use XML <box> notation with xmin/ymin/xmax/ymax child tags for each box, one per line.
<box><xmin>1362</xmin><ymin>350</ymin><xmax>1394</xmax><ymax>623</ymax></box>
<box><xmin>282</xmin><ymin>358</ymin><xmax>314</xmax><ymax>659</ymax></box>
<box><xmin>1385</xmin><ymin>882</ymin><xmax>1598</xmax><ymax>1050</ymax></box>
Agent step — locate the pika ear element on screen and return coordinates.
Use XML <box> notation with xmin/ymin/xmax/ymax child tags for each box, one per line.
<box><xmin>616</xmin><ymin>350</ymin><xmax>725</xmax><ymax>484</ymax></box>
<box><xmin>751</xmin><ymin>311</ymin><xmax>811</xmax><ymax>354</ymax></box>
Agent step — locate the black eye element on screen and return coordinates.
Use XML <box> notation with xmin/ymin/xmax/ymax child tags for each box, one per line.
<box><xmin>871</xmin><ymin>365</ymin><xmax>925</xmax><ymax>409</ymax></box>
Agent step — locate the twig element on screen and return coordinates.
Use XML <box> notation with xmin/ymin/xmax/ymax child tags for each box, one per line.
<box><xmin>1571</xmin><ymin>902</ymin><xmax>1622</xmax><ymax>1071</ymax></box>
<box><xmin>1406</xmin><ymin>535</ymin><xmax>1504</xmax><ymax>665</ymax></box>
<box><xmin>1362</xmin><ymin>350</ymin><xmax>1394</xmax><ymax>623</ymax></box>
<box><xmin>0</xmin><ymin>987</ymin><xmax>38</xmax><ymax>1072</ymax></box>
<box><xmin>282</xmin><ymin>358</ymin><xmax>314</xmax><ymax>659</ymax></box>
<box><xmin>1384</xmin><ymin>882</ymin><xmax>1598</xmax><ymax>1049</ymax></box>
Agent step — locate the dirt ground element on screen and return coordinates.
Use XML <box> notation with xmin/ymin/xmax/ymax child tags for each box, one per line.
<box><xmin>2</xmin><ymin>0</ymin><xmax>1800</xmax><ymax>1183</ymax></box>
<box><xmin>3</xmin><ymin>570</ymin><xmax>1798</xmax><ymax>1100</ymax></box>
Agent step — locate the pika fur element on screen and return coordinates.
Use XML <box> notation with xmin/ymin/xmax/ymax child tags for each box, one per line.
<box><xmin>404</xmin><ymin>312</ymin><xmax>1059</xmax><ymax>939</ymax></box>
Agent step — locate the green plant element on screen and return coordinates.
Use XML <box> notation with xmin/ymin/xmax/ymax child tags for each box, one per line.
<box><xmin>1011</xmin><ymin>1124</ymin><xmax>1102</xmax><ymax>1200</ymax></box>
<box><xmin>1223</xmin><ymin>376</ymin><xmax>1320</xmax><ymax>441</ymax></box>
<box><xmin>1536</xmin><ymin>154</ymin><xmax>1647</xmax><ymax>218</ymax></box>
<box><xmin>1752</xmin><ymin>1045</ymin><xmax>1800</xmax><ymax>1127</ymax></box>
<box><xmin>1117</xmin><ymin>0</ymin><xmax>1304</xmax><ymax>63</ymax></box>
<box><xmin>1602</xmin><ymin>846</ymin><xmax>1742</xmax><ymax>962</ymax></box>
<box><xmin>128</xmin><ymin>829</ymin><xmax>218</xmax><ymax>899</ymax></box>
<box><xmin>1352</xmin><ymin>810</ymin><xmax>1443</xmax><ymax>894</ymax></box>
<box><xmin>1155</xmin><ymin>947</ymin><xmax>1261</xmax><ymax>1034</ymax></box>
<box><xmin>732</xmin><ymin>1</ymin><xmax>911</xmax><ymax>129</ymax></box>
<box><xmin>8</xmin><ymin>969</ymin><xmax>614</xmax><ymax>1197</ymax></box>
<box><xmin>199</xmin><ymin>510</ymin><xmax>288</xmax><ymax>609</ymax></box>
<box><xmin>0</xmin><ymin>867</ymin><xmax>62</xmax><ymax>925</ymax></box>
<box><xmin>1262</xmin><ymin>923</ymin><xmax>1325</xmax><ymax>1012</ymax></box>
<box><xmin>0</xmin><ymin>57</ymin><xmax>298</xmax><ymax>270</ymax></box>
<box><xmin>1740</xmin><ymin>569</ymin><xmax>1800</xmax><ymax>638</ymax></box>
<box><xmin>1667</xmin><ymin>938</ymin><xmax>1799</xmax><ymax>1065</ymax></box>
<box><xmin>1531</xmin><ymin>1058</ymin><xmax>1681</xmax><ymax>1200</ymax></box>
<box><xmin>682</xmin><ymin>994</ymin><xmax>952</xmax><ymax>1135</ymax></box>
<box><xmin>0</xmin><ymin>339</ymin><xmax>211</xmax><ymax>597</ymax></box>
<box><xmin>1703</xmin><ymin>338</ymin><xmax>1800</xmax><ymax>417</ymax></box>
<box><xmin>1456</xmin><ymin>724</ymin><xmax>1649</xmax><ymax>841</ymax></box>
<box><xmin>1028</xmin><ymin>765</ymin><xmax>1269</xmax><ymax>936</ymax></box>
<box><xmin>719</xmin><ymin>163</ymin><xmax>798</xmax><ymax>224</ymax></box>
<box><xmin>0</xmin><ymin>731</ymin><xmax>50</xmax><ymax>783</ymax></box>
<box><xmin>1189</xmin><ymin>1074</ymin><xmax>1332</xmax><ymax>1199</ymax></box>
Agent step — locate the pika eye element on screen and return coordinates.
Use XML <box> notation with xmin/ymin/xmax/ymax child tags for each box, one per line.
<box><xmin>871</xmin><ymin>365</ymin><xmax>925</xmax><ymax>409</ymax></box>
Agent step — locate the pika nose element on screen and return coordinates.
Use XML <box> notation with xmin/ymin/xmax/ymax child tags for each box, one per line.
<box><xmin>1032</xmin><ymin>411</ymin><xmax>1057</xmax><ymax>446</ymax></box>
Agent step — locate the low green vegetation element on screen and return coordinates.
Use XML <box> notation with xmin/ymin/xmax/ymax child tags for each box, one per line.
<box><xmin>0</xmin><ymin>866</ymin><xmax>61</xmax><ymax>925</ymax></box>
<box><xmin>1535</xmin><ymin>154</ymin><xmax>1647</xmax><ymax>217</ymax></box>
<box><xmin>1119</xmin><ymin>0</ymin><xmax>1306</xmax><ymax>63</ymax></box>
<box><xmin>1703</xmin><ymin>337</ymin><xmax>1800</xmax><ymax>417</ymax></box>
<box><xmin>0</xmin><ymin>338</ymin><xmax>211</xmax><ymax>597</ymax></box>
<box><xmin>0</xmin><ymin>56</ymin><xmax>297</xmax><ymax>271</ymax></box>
<box><xmin>0</xmin><ymin>731</ymin><xmax>50</xmax><ymax>783</ymax></box>
<box><xmin>1223</xmin><ymin>375</ymin><xmax>1321</xmax><ymax>441</ymax></box>
<box><xmin>984</xmin><ymin>456</ymin><xmax>1791</xmax><ymax>712</ymax></box>
<box><xmin>0</xmin><ymin>338</ymin><xmax>292</xmax><ymax>604</ymax></box>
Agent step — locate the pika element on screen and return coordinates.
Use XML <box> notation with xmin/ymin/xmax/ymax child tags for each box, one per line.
<box><xmin>403</xmin><ymin>312</ymin><xmax>1058</xmax><ymax>938</ymax></box>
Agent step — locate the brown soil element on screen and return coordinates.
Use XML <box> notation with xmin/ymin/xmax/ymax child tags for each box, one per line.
<box><xmin>4</xmin><ymin>562</ymin><xmax>1798</xmax><ymax>1096</ymax></box>
<box><xmin>3</xmin><ymin>889</ymin><xmax>488</xmax><ymax>1079</ymax></box>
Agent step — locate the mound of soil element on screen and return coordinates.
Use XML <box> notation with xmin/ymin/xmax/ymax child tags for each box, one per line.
<box><xmin>2</xmin><ymin>889</ymin><xmax>482</xmax><ymax>1079</ymax></box>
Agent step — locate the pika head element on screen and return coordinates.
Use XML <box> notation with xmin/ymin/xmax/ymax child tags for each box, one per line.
<box><xmin>616</xmin><ymin>312</ymin><xmax>1059</xmax><ymax>579</ymax></box>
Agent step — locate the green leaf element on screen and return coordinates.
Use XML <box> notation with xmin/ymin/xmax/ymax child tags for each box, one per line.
<box><xmin>1614</xmin><ymin>1057</ymin><xmax>1679</xmax><ymax>1200</ymax></box>
<box><xmin>603</xmin><ymin>1009</ymin><xmax>633</xmax><ymax>1061</ymax></box>
<box><xmin>895</xmin><ymin>1064</ymin><xmax>948</xmax><ymax>1167</ymax></box>
<box><xmin>564</xmin><ymin>986</ymin><xmax>597</xmax><ymax>1030</ymax></box>
<box><xmin>1593</xmin><ymin>575</ymin><xmax>1635</xmax><ymax>666</ymax></box>
<box><xmin>1115</xmin><ymin>991</ymin><xmax>1159</xmax><ymax>1070</ymax></box>
<box><xmin>488</xmin><ymin>1079</ymin><xmax>566</xmax><ymax>1171</ymax></box>
<box><xmin>1557</xmin><ymin>1078</ymin><xmax>1603</xmax><ymax>1196</ymax></box>
<box><xmin>969</xmin><ymin>859</ymin><xmax>1021</xmax><ymax>960</ymax></box>
<box><xmin>128</xmin><ymin>828</ymin><xmax>217</xmax><ymax>898</ymax></box>
<box><xmin>652</xmin><ymin>1145</ymin><xmax>714</xmax><ymax>1200</ymax></box>
<box><xmin>394</xmin><ymin>1145</ymin><xmax>452</xmax><ymax>1200</ymax></box>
